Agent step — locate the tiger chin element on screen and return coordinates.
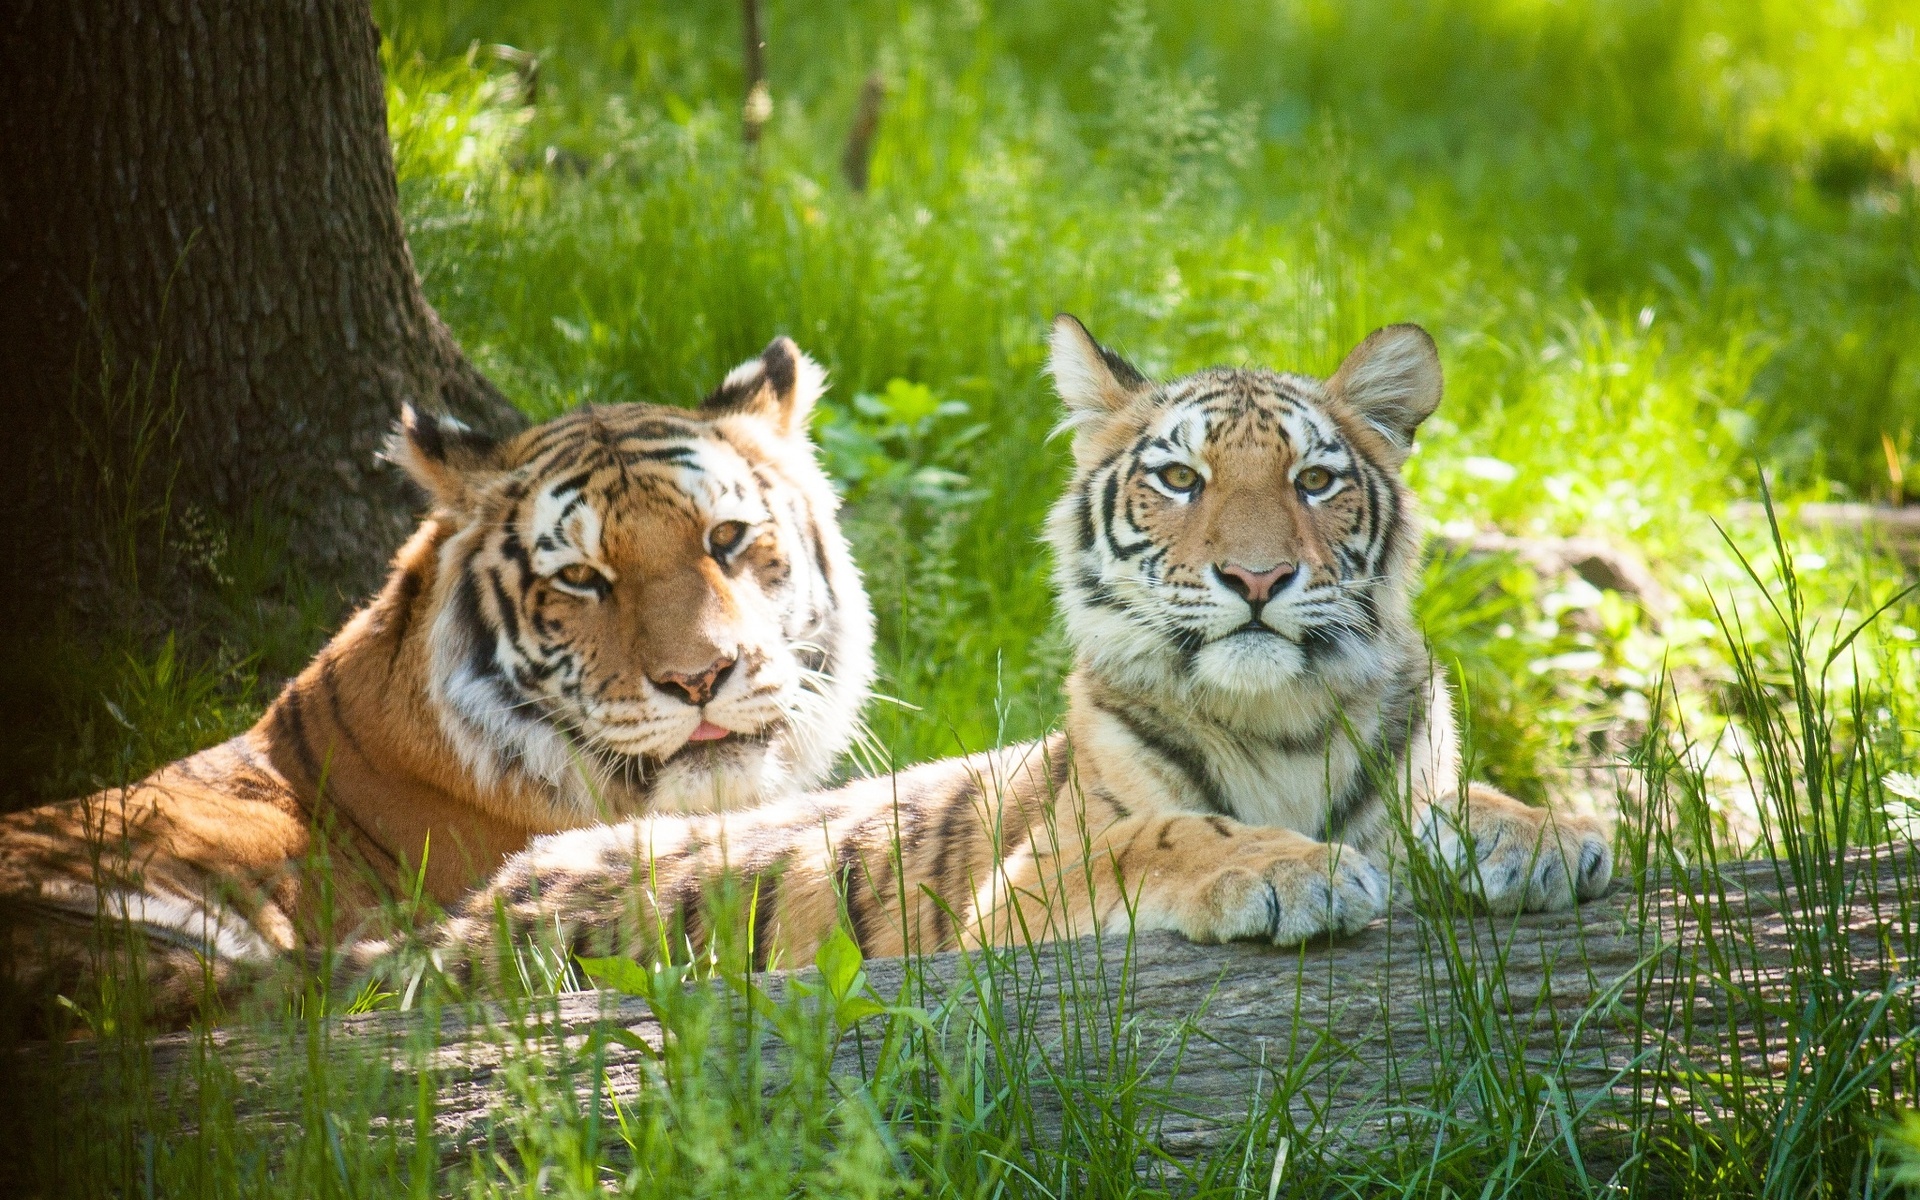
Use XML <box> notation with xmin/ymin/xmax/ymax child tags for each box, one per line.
<box><xmin>421</xmin><ymin>319</ymin><xmax>1612</xmax><ymax>980</ymax></box>
<box><xmin>0</xmin><ymin>337</ymin><xmax>875</xmax><ymax>1028</ymax></box>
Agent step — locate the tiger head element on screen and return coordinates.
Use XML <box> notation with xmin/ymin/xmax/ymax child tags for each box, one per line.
<box><xmin>1045</xmin><ymin>316</ymin><xmax>1440</xmax><ymax>706</ymax></box>
<box><xmin>390</xmin><ymin>337</ymin><xmax>874</xmax><ymax>822</ymax></box>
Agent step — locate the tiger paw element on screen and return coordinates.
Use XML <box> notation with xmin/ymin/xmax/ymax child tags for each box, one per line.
<box><xmin>1417</xmin><ymin>790</ymin><xmax>1612</xmax><ymax>914</ymax></box>
<box><xmin>1170</xmin><ymin>838</ymin><xmax>1388</xmax><ymax>947</ymax></box>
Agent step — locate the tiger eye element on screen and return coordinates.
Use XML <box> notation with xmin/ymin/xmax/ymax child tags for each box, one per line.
<box><xmin>1296</xmin><ymin>466</ymin><xmax>1334</xmax><ymax>493</ymax></box>
<box><xmin>1156</xmin><ymin>463</ymin><xmax>1200</xmax><ymax>492</ymax></box>
<box><xmin>554</xmin><ymin>562</ymin><xmax>606</xmax><ymax>591</ymax></box>
<box><xmin>709</xmin><ymin>520</ymin><xmax>749</xmax><ymax>554</ymax></box>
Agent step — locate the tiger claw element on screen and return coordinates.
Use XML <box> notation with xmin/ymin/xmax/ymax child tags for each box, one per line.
<box><xmin>1420</xmin><ymin>801</ymin><xmax>1612</xmax><ymax>914</ymax></box>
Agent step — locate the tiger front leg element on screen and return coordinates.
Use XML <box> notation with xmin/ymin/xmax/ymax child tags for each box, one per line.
<box><xmin>1415</xmin><ymin>783</ymin><xmax>1612</xmax><ymax>914</ymax></box>
<box><xmin>1115</xmin><ymin>816</ymin><xmax>1388</xmax><ymax>947</ymax></box>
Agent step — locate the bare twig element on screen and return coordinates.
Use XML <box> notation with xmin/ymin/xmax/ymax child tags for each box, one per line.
<box><xmin>841</xmin><ymin>72</ymin><xmax>886</xmax><ymax>193</ymax></box>
<box><xmin>741</xmin><ymin>0</ymin><xmax>770</xmax><ymax>150</ymax></box>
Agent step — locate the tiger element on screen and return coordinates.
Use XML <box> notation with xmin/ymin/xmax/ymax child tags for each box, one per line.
<box><xmin>0</xmin><ymin>337</ymin><xmax>875</xmax><ymax>1026</ymax></box>
<box><xmin>418</xmin><ymin>318</ymin><xmax>1613</xmax><ymax>979</ymax></box>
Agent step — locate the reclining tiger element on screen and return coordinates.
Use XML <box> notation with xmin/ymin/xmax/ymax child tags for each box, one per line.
<box><xmin>422</xmin><ymin>318</ymin><xmax>1613</xmax><ymax>977</ymax></box>
<box><xmin>0</xmin><ymin>337</ymin><xmax>874</xmax><ymax>1024</ymax></box>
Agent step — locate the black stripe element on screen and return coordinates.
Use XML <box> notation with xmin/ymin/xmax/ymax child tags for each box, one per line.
<box><xmin>928</xmin><ymin>773</ymin><xmax>980</xmax><ymax>947</ymax></box>
<box><xmin>1075</xmin><ymin>568</ymin><xmax>1121</xmax><ymax>610</ymax></box>
<box><xmin>836</xmin><ymin>838</ymin><xmax>876</xmax><ymax>955</ymax></box>
<box><xmin>1355</xmin><ymin>588</ymin><xmax>1380</xmax><ymax>635</ymax></box>
<box><xmin>1098</xmin><ymin>470</ymin><xmax>1121</xmax><ymax>548</ymax></box>
<box><xmin>615</xmin><ymin>418</ymin><xmax>706</xmax><ymax>442</ymax></box>
<box><xmin>1167</xmin><ymin>383</ymin><xmax>1234</xmax><ymax>410</ymax></box>
<box><xmin>497</xmin><ymin>529</ymin><xmax>532</xmax><ymax>570</ymax></box>
<box><xmin>1270</xmin><ymin>715</ymin><xmax>1337</xmax><ymax>756</ymax></box>
<box><xmin>1110</xmin><ymin>503</ymin><xmax>1153</xmax><ymax>561</ymax></box>
<box><xmin>1045</xmin><ymin>742</ymin><xmax>1074</xmax><ymax>800</ymax></box>
<box><xmin>1074</xmin><ymin>490</ymin><xmax>1097</xmax><ymax>552</ymax></box>
<box><xmin>1323</xmin><ymin>776</ymin><xmax>1374</xmax><ymax>842</ymax></box>
<box><xmin>487</xmin><ymin>569</ymin><xmax>525</xmax><ymax>650</ymax></box>
<box><xmin>667</xmin><ymin>873</ymin><xmax>706</xmax><ymax>957</ymax></box>
<box><xmin>1171</xmin><ymin>627</ymin><xmax>1206</xmax><ymax>674</ymax></box>
<box><xmin>1358</xmin><ymin>466</ymin><xmax>1384</xmax><ymax>552</ymax></box>
<box><xmin>452</xmin><ymin>574</ymin><xmax>500</xmax><ymax>681</ymax></box>
<box><xmin>1374</xmin><ymin>476</ymin><xmax>1406</xmax><ymax>575</ymax></box>
<box><xmin>1300</xmin><ymin>627</ymin><xmax>1345</xmax><ymax>666</ymax></box>
<box><xmin>275</xmin><ymin>687</ymin><xmax>324</xmax><ymax>789</ymax></box>
<box><xmin>1324</xmin><ymin>679</ymin><xmax>1428</xmax><ymax>839</ymax></box>
<box><xmin>319</xmin><ymin>660</ymin><xmax>372</xmax><ymax>767</ymax></box>
<box><xmin>386</xmin><ymin>567</ymin><xmax>425</xmax><ymax>673</ymax></box>
<box><xmin>1097</xmin><ymin>702</ymin><xmax>1230</xmax><ymax>816</ymax></box>
<box><xmin>1093</xmin><ymin>786</ymin><xmax>1130</xmax><ymax>819</ymax></box>
<box><xmin>627</xmin><ymin>445</ymin><xmax>698</xmax><ymax>464</ymax></box>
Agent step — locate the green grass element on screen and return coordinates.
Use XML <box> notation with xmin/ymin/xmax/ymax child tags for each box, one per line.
<box><xmin>10</xmin><ymin>0</ymin><xmax>1920</xmax><ymax>1194</ymax></box>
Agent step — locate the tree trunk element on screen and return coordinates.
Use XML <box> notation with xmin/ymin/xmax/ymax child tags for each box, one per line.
<box><xmin>0</xmin><ymin>0</ymin><xmax>521</xmax><ymax>614</ymax></box>
<box><xmin>65</xmin><ymin>843</ymin><xmax>1920</xmax><ymax>1171</ymax></box>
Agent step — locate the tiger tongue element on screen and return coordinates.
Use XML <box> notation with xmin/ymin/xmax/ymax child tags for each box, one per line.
<box><xmin>687</xmin><ymin>721</ymin><xmax>731</xmax><ymax>742</ymax></box>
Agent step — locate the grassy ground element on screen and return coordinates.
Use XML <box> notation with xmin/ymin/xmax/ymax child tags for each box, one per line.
<box><xmin>10</xmin><ymin>0</ymin><xmax>1920</xmax><ymax>1194</ymax></box>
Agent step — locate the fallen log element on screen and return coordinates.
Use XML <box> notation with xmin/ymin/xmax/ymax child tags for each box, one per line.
<box><xmin>47</xmin><ymin>843</ymin><xmax>1920</xmax><ymax>1168</ymax></box>
<box><xmin>1429</xmin><ymin>529</ymin><xmax>1675</xmax><ymax>625</ymax></box>
<box><xmin>1728</xmin><ymin>500</ymin><xmax>1920</xmax><ymax>563</ymax></box>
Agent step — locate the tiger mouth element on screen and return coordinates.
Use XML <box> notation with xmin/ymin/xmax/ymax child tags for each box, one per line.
<box><xmin>580</xmin><ymin>723</ymin><xmax>776</xmax><ymax>768</ymax></box>
<box><xmin>1228</xmin><ymin>622</ymin><xmax>1281</xmax><ymax>638</ymax></box>
<box><xmin>655</xmin><ymin>726</ymin><xmax>776</xmax><ymax>765</ymax></box>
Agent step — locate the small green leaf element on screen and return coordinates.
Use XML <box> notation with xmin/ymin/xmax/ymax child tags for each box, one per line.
<box><xmin>577</xmin><ymin>955</ymin><xmax>653</xmax><ymax>998</ymax></box>
<box><xmin>880</xmin><ymin>378</ymin><xmax>940</xmax><ymax>426</ymax></box>
<box><xmin>834</xmin><ymin>995</ymin><xmax>888</xmax><ymax>1026</ymax></box>
<box><xmin>815</xmin><ymin>926</ymin><xmax>863</xmax><ymax>1002</ymax></box>
<box><xmin>883</xmin><ymin>1004</ymin><xmax>939</xmax><ymax>1032</ymax></box>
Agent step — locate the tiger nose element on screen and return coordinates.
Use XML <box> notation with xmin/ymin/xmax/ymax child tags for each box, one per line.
<box><xmin>648</xmin><ymin>656</ymin><xmax>737</xmax><ymax>706</ymax></box>
<box><xmin>1216</xmin><ymin>562</ymin><xmax>1296</xmax><ymax>604</ymax></box>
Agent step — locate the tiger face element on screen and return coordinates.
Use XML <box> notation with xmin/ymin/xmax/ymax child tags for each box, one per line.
<box><xmin>1048</xmin><ymin>318</ymin><xmax>1439</xmax><ymax>705</ymax></box>
<box><xmin>392</xmin><ymin>338</ymin><xmax>874</xmax><ymax>820</ymax></box>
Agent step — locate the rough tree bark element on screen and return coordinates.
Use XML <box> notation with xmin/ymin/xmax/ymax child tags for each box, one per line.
<box><xmin>84</xmin><ymin>843</ymin><xmax>1920</xmax><ymax>1166</ymax></box>
<box><xmin>0</xmin><ymin>0</ymin><xmax>521</xmax><ymax>613</ymax></box>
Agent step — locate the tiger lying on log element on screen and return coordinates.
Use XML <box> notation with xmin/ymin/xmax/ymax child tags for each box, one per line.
<box><xmin>419</xmin><ymin>318</ymin><xmax>1614</xmax><ymax>977</ymax></box>
<box><xmin>1</xmin><ymin>338</ymin><xmax>874</xmax><ymax>1025</ymax></box>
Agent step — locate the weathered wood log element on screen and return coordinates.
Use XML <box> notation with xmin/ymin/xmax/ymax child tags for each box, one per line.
<box><xmin>1728</xmin><ymin>500</ymin><xmax>1920</xmax><ymax>562</ymax></box>
<box><xmin>55</xmin><ymin>843</ymin><xmax>1920</xmax><ymax>1166</ymax></box>
<box><xmin>1429</xmin><ymin>530</ymin><xmax>1675</xmax><ymax>625</ymax></box>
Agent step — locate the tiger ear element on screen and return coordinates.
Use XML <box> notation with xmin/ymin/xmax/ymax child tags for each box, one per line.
<box><xmin>1048</xmin><ymin>314</ymin><xmax>1150</xmax><ymax>422</ymax></box>
<box><xmin>386</xmin><ymin>404</ymin><xmax>505</xmax><ymax>512</ymax></box>
<box><xmin>699</xmin><ymin>336</ymin><xmax>827</xmax><ymax>439</ymax></box>
<box><xmin>1327</xmin><ymin>324</ymin><xmax>1442</xmax><ymax>455</ymax></box>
